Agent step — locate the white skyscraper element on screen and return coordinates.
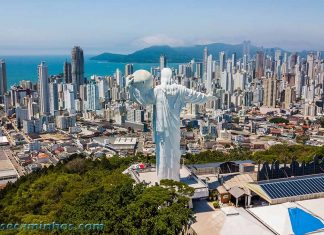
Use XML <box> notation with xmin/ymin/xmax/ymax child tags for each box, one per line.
<box><xmin>64</xmin><ymin>84</ymin><xmax>76</xmax><ymax>114</ymax></box>
<box><xmin>115</xmin><ymin>69</ymin><xmax>124</xmax><ymax>88</ymax></box>
<box><xmin>84</xmin><ymin>81</ymin><xmax>100</xmax><ymax>111</ymax></box>
<box><xmin>160</xmin><ymin>55</ymin><xmax>167</xmax><ymax>70</ymax></box>
<box><xmin>98</xmin><ymin>78</ymin><xmax>109</xmax><ymax>101</ymax></box>
<box><xmin>206</xmin><ymin>54</ymin><xmax>213</xmax><ymax>93</ymax></box>
<box><xmin>219</xmin><ymin>51</ymin><xmax>226</xmax><ymax>72</ymax></box>
<box><xmin>49</xmin><ymin>81</ymin><xmax>59</xmax><ymax>115</ymax></box>
<box><xmin>203</xmin><ymin>47</ymin><xmax>208</xmax><ymax>76</ymax></box>
<box><xmin>221</xmin><ymin>71</ymin><xmax>228</xmax><ymax>91</ymax></box>
<box><xmin>38</xmin><ymin>62</ymin><xmax>50</xmax><ymax>115</ymax></box>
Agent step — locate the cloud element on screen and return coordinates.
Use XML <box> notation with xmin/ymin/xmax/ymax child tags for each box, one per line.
<box><xmin>133</xmin><ymin>34</ymin><xmax>185</xmax><ymax>47</ymax></box>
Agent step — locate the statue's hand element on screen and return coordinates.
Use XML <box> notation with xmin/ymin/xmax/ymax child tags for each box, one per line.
<box><xmin>126</xmin><ymin>75</ymin><xmax>134</xmax><ymax>88</ymax></box>
<box><xmin>206</xmin><ymin>93</ymin><xmax>216</xmax><ymax>101</ymax></box>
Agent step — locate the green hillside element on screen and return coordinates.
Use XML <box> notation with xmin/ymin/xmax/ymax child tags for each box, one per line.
<box><xmin>90</xmin><ymin>43</ymin><xmax>259</xmax><ymax>63</ymax></box>
<box><xmin>0</xmin><ymin>155</ymin><xmax>193</xmax><ymax>235</ymax></box>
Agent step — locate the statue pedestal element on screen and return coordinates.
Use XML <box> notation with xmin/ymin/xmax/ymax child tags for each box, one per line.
<box><xmin>126</xmin><ymin>164</ymin><xmax>209</xmax><ymax>199</ymax></box>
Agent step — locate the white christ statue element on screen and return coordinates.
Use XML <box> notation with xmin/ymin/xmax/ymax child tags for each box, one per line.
<box><xmin>127</xmin><ymin>68</ymin><xmax>214</xmax><ymax>182</ymax></box>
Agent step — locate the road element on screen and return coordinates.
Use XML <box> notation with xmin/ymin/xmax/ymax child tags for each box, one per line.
<box><xmin>9</xmin><ymin>119</ymin><xmax>32</xmax><ymax>143</ymax></box>
<box><xmin>2</xmin><ymin>127</ymin><xmax>14</xmax><ymax>146</ymax></box>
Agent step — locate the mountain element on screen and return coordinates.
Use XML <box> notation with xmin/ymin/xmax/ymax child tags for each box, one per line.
<box><xmin>91</xmin><ymin>43</ymin><xmax>324</xmax><ymax>63</ymax></box>
<box><xmin>91</xmin><ymin>43</ymin><xmax>264</xmax><ymax>63</ymax></box>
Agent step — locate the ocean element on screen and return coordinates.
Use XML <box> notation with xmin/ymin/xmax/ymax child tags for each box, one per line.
<box><xmin>2</xmin><ymin>55</ymin><xmax>179</xmax><ymax>87</ymax></box>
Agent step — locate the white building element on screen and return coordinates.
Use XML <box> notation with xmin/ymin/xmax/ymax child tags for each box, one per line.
<box><xmin>55</xmin><ymin>115</ymin><xmax>76</xmax><ymax>130</ymax></box>
<box><xmin>23</xmin><ymin>119</ymin><xmax>41</xmax><ymax>134</ymax></box>
<box><xmin>64</xmin><ymin>84</ymin><xmax>76</xmax><ymax>114</ymax></box>
<box><xmin>206</xmin><ymin>54</ymin><xmax>213</xmax><ymax>93</ymax></box>
<box><xmin>110</xmin><ymin>137</ymin><xmax>137</xmax><ymax>151</ymax></box>
<box><xmin>38</xmin><ymin>62</ymin><xmax>50</xmax><ymax>115</ymax></box>
<box><xmin>24</xmin><ymin>140</ymin><xmax>41</xmax><ymax>152</ymax></box>
<box><xmin>84</xmin><ymin>81</ymin><xmax>100</xmax><ymax>111</ymax></box>
<box><xmin>115</xmin><ymin>69</ymin><xmax>124</xmax><ymax>89</ymax></box>
<box><xmin>49</xmin><ymin>81</ymin><xmax>58</xmax><ymax>115</ymax></box>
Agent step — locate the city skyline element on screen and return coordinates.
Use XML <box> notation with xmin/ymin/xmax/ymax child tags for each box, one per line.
<box><xmin>1</xmin><ymin>0</ymin><xmax>324</xmax><ymax>55</ymax></box>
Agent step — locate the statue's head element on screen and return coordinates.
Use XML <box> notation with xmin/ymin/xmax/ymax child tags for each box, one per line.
<box><xmin>131</xmin><ymin>69</ymin><xmax>153</xmax><ymax>90</ymax></box>
<box><xmin>161</xmin><ymin>68</ymin><xmax>173</xmax><ymax>86</ymax></box>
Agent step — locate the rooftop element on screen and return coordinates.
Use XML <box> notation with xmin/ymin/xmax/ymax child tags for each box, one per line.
<box><xmin>247</xmin><ymin>173</ymin><xmax>324</xmax><ymax>204</ymax></box>
<box><xmin>187</xmin><ymin>160</ymin><xmax>254</xmax><ymax>170</ymax></box>
<box><xmin>248</xmin><ymin>198</ymin><xmax>324</xmax><ymax>235</ymax></box>
<box><xmin>191</xmin><ymin>200</ymin><xmax>272</xmax><ymax>235</ymax></box>
<box><xmin>113</xmin><ymin>137</ymin><xmax>137</xmax><ymax>145</ymax></box>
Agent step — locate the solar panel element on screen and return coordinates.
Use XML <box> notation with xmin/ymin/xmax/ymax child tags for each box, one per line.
<box><xmin>259</xmin><ymin>175</ymin><xmax>324</xmax><ymax>199</ymax></box>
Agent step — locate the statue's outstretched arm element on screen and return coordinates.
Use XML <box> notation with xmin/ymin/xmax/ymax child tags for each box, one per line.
<box><xmin>182</xmin><ymin>87</ymin><xmax>215</xmax><ymax>105</ymax></box>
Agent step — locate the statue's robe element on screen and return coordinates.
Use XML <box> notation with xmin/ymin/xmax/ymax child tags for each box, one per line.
<box><xmin>129</xmin><ymin>84</ymin><xmax>208</xmax><ymax>181</ymax></box>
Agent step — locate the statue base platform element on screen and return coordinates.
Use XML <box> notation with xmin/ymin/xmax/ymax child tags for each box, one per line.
<box><xmin>125</xmin><ymin>164</ymin><xmax>209</xmax><ymax>199</ymax></box>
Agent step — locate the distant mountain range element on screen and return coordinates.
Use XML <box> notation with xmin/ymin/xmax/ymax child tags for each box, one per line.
<box><xmin>90</xmin><ymin>43</ymin><xmax>320</xmax><ymax>63</ymax></box>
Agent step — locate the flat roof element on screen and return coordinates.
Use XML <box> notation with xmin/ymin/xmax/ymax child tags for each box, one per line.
<box><xmin>0</xmin><ymin>149</ymin><xmax>19</xmax><ymax>179</ymax></box>
<box><xmin>191</xmin><ymin>200</ymin><xmax>272</xmax><ymax>235</ymax></box>
<box><xmin>248</xmin><ymin>202</ymin><xmax>295</xmax><ymax>235</ymax></box>
<box><xmin>296</xmin><ymin>198</ymin><xmax>324</xmax><ymax>220</ymax></box>
<box><xmin>0</xmin><ymin>136</ymin><xmax>9</xmax><ymax>143</ymax></box>
<box><xmin>0</xmin><ymin>169</ymin><xmax>18</xmax><ymax>178</ymax></box>
<box><xmin>187</xmin><ymin>160</ymin><xmax>254</xmax><ymax>169</ymax></box>
<box><xmin>113</xmin><ymin>137</ymin><xmax>137</xmax><ymax>145</ymax></box>
<box><xmin>248</xmin><ymin>199</ymin><xmax>324</xmax><ymax>235</ymax></box>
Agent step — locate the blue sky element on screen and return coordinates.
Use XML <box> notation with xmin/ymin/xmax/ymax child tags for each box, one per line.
<box><xmin>1</xmin><ymin>0</ymin><xmax>324</xmax><ymax>55</ymax></box>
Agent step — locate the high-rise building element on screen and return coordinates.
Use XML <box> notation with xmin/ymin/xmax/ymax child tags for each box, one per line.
<box><xmin>255</xmin><ymin>51</ymin><xmax>265</xmax><ymax>79</ymax></box>
<box><xmin>219</xmin><ymin>51</ymin><xmax>226</xmax><ymax>72</ymax></box>
<box><xmin>274</xmin><ymin>50</ymin><xmax>282</xmax><ymax>76</ymax></box>
<box><xmin>125</xmin><ymin>64</ymin><xmax>134</xmax><ymax>77</ymax></box>
<box><xmin>84</xmin><ymin>81</ymin><xmax>100</xmax><ymax>111</ymax></box>
<box><xmin>203</xmin><ymin>47</ymin><xmax>208</xmax><ymax>76</ymax></box>
<box><xmin>232</xmin><ymin>53</ymin><xmax>237</xmax><ymax>72</ymax></box>
<box><xmin>20</xmin><ymin>80</ymin><xmax>33</xmax><ymax>90</ymax></box>
<box><xmin>27</xmin><ymin>95</ymin><xmax>35</xmax><ymax>120</ymax></box>
<box><xmin>275</xmin><ymin>50</ymin><xmax>282</xmax><ymax>62</ymax></box>
<box><xmin>115</xmin><ymin>69</ymin><xmax>124</xmax><ymax>89</ymax></box>
<box><xmin>307</xmin><ymin>53</ymin><xmax>315</xmax><ymax>80</ymax></box>
<box><xmin>284</xmin><ymin>86</ymin><xmax>295</xmax><ymax>109</ymax></box>
<box><xmin>190</xmin><ymin>59</ymin><xmax>195</xmax><ymax>78</ymax></box>
<box><xmin>206</xmin><ymin>55</ymin><xmax>213</xmax><ymax>93</ymax></box>
<box><xmin>160</xmin><ymin>55</ymin><xmax>167</xmax><ymax>70</ymax></box>
<box><xmin>38</xmin><ymin>62</ymin><xmax>50</xmax><ymax>115</ymax></box>
<box><xmin>289</xmin><ymin>53</ymin><xmax>298</xmax><ymax>70</ymax></box>
<box><xmin>71</xmin><ymin>46</ymin><xmax>84</xmax><ymax>95</ymax></box>
<box><xmin>263</xmin><ymin>77</ymin><xmax>277</xmax><ymax>107</ymax></box>
<box><xmin>243</xmin><ymin>40</ymin><xmax>251</xmax><ymax>57</ymax></box>
<box><xmin>49</xmin><ymin>82</ymin><xmax>59</xmax><ymax>115</ymax></box>
<box><xmin>243</xmin><ymin>55</ymin><xmax>248</xmax><ymax>71</ymax></box>
<box><xmin>64</xmin><ymin>84</ymin><xmax>76</xmax><ymax>114</ymax></box>
<box><xmin>195</xmin><ymin>62</ymin><xmax>203</xmax><ymax>79</ymax></box>
<box><xmin>0</xmin><ymin>59</ymin><xmax>7</xmax><ymax>103</ymax></box>
<box><xmin>64</xmin><ymin>61</ymin><xmax>72</xmax><ymax>83</ymax></box>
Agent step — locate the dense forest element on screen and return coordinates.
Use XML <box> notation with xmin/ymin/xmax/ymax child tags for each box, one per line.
<box><xmin>0</xmin><ymin>156</ymin><xmax>194</xmax><ymax>235</ymax></box>
<box><xmin>0</xmin><ymin>144</ymin><xmax>323</xmax><ymax>234</ymax></box>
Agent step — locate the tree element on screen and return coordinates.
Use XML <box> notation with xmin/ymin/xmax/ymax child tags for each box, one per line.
<box><xmin>269</xmin><ymin>117</ymin><xmax>289</xmax><ymax>124</ymax></box>
<box><xmin>0</xmin><ymin>155</ymin><xmax>194</xmax><ymax>235</ymax></box>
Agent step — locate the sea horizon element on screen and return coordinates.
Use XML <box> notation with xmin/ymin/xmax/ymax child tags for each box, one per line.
<box><xmin>1</xmin><ymin>55</ymin><xmax>178</xmax><ymax>88</ymax></box>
